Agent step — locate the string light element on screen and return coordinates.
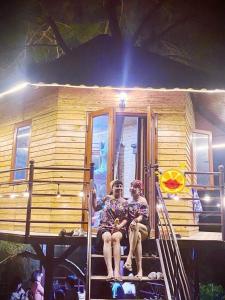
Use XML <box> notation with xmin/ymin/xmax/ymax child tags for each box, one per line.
<box><xmin>203</xmin><ymin>195</ymin><xmax>210</xmax><ymax>202</ymax></box>
<box><xmin>173</xmin><ymin>195</ymin><xmax>180</xmax><ymax>201</ymax></box>
<box><xmin>157</xmin><ymin>203</ymin><xmax>163</xmax><ymax>210</ymax></box>
<box><xmin>23</xmin><ymin>191</ymin><xmax>29</xmax><ymax>197</ymax></box>
<box><xmin>217</xmin><ymin>203</ymin><xmax>221</xmax><ymax>208</ymax></box>
<box><xmin>79</xmin><ymin>191</ymin><xmax>84</xmax><ymax>197</ymax></box>
<box><xmin>10</xmin><ymin>193</ymin><xmax>17</xmax><ymax>199</ymax></box>
<box><xmin>56</xmin><ymin>184</ymin><xmax>61</xmax><ymax>198</ymax></box>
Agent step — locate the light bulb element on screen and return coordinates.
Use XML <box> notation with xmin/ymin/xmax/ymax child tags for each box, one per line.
<box><xmin>79</xmin><ymin>191</ymin><xmax>84</xmax><ymax>197</ymax></box>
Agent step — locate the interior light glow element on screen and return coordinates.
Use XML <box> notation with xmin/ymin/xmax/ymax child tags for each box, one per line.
<box><xmin>203</xmin><ymin>195</ymin><xmax>210</xmax><ymax>202</ymax></box>
<box><xmin>217</xmin><ymin>203</ymin><xmax>221</xmax><ymax>207</ymax></box>
<box><xmin>0</xmin><ymin>82</ymin><xmax>29</xmax><ymax>98</ymax></box>
<box><xmin>196</xmin><ymin>143</ymin><xmax>225</xmax><ymax>151</ymax></box>
<box><xmin>212</xmin><ymin>143</ymin><xmax>225</xmax><ymax>149</ymax></box>
<box><xmin>173</xmin><ymin>195</ymin><xmax>180</xmax><ymax>201</ymax></box>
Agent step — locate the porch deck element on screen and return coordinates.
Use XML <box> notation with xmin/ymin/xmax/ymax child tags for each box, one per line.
<box><xmin>0</xmin><ymin>229</ymin><xmax>222</xmax><ymax>245</ymax></box>
<box><xmin>181</xmin><ymin>231</ymin><xmax>222</xmax><ymax>241</ymax></box>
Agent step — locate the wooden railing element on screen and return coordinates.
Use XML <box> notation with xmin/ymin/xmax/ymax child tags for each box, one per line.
<box><xmin>156</xmin><ymin>182</ymin><xmax>192</xmax><ymax>300</ymax></box>
<box><xmin>161</xmin><ymin>166</ymin><xmax>225</xmax><ymax>241</ymax></box>
<box><xmin>0</xmin><ymin>161</ymin><xmax>95</xmax><ymax>238</ymax></box>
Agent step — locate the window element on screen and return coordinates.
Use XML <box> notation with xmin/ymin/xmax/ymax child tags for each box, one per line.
<box><xmin>192</xmin><ymin>130</ymin><xmax>213</xmax><ymax>186</ymax></box>
<box><xmin>12</xmin><ymin>122</ymin><xmax>31</xmax><ymax>180</ymax></box>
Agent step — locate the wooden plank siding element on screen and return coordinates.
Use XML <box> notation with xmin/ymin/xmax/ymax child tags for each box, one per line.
<box><xmin>0</xmin><ymin>86</ymin><xmax>197</xmax><ymax>236</ymax></box>
<box><xmin>57</xmin><ymin>87</ymin><xmax>196</xmax><ymax>236</ymax></box>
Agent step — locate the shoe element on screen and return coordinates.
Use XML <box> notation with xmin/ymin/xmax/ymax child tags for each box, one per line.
<box><xmin>59</xmin><ymin>229</ymin><xmax>66</xmax><ymax>237</ymax></box>
<box><xmin>148</xmin><ymin>272</ymin><xmax>157</xmax><ymax>280</ymax></box>
<box><xmin>156</xmin><ymin>272</ymin><xmax>164</xmax><ymax>280</ymax></box>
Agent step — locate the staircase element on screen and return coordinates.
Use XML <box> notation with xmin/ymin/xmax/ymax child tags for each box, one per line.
<box><xmin>85</xmin><ymin>181</ymin><xmax>192</xmax><ymax>300</ymax></box>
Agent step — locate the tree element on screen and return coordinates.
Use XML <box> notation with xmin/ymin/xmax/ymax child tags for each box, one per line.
<box><xmin>1</xmin><ymin>0</ymin><xmax>225</xmax><ymax>88</ymax></box>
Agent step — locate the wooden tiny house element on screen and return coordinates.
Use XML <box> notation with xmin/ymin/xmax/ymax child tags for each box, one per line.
<box><xmin>0</xmin><ymin>83</ymin><xmax>221</xmax><ymax>238</ymax></box>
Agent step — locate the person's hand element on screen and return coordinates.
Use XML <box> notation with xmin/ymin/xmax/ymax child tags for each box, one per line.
<box><xmin>112</xmin><ymin>223</ymin><xmax>121</xmax><ymax>232</ymax></box>
<box><xmin>130</xmin><ymin>220</ymin><xmax>137</xmax><ymax>230</ymax></box>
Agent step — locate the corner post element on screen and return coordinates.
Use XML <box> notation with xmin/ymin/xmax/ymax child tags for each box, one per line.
<box><xmin>218</xmin><ymin>165</ymin><xmax>225</xmax><ymax>241</ymax></box>
<box><xmin>25</xmin><ymin>160</ymin><xmax>34</xmax><ymax>238</ymax></box>
<box><xmin>86</xmin><ymin>162</ymin><xmax>94</xmax><ymax>300</ymax></box>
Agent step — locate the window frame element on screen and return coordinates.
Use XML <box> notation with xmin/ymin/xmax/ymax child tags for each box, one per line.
<box><xmin>11</xmin><ymin>120</ymin><xmax>32</xmax><ymax>181</ymax></box>
<box><xmin>192</xmin><ymin>129</ymin><xmax>214</xmax><ymax>187</ymax></box>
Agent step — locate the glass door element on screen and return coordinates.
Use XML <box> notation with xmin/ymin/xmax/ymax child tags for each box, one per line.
<box><xmin>113</xmin><ymin>114</ymin><xmax>147</xmax><ymax>198</ymax></box>
<box><xmin>86</xmin><ymin>108</ymin><xmax>114</xmax><ymax>227</ymax></box>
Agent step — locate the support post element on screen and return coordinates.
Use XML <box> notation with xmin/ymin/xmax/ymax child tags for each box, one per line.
<box><xmin>25</xmin><ymin>160</ymin><xmax>34</xmax><ymax>238</ymax></box>
<box><xmin>44</xmin><ymin>244</ymin><xmax>54</xmax><ymax>300</ymax></box>
<box><xmin>218</xmin><ymin>165</ymin><xmax>225</xmax><ymax>241</ymax></box>
<box><xmin>86</xmin><ymin>163</ymin><xmax>94</xmax><ymax>300</ymax></box>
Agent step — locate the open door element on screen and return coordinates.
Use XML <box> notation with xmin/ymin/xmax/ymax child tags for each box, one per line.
<box><xmin>85</xmin><ymin>108</ymin><xmax>114</xmax><ymax>227</ymax></box>
<box><xmin>147</xmin><ymin>107</ymin><xmax>158</xmax><ymax>232</ymax></box>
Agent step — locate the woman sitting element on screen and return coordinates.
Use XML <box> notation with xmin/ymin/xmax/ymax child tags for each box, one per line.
<box><xmin>92</xmin><ymin>180</ymin><xmax>128</xmax><ymax>281</ymax></box>
<box><xmin>124</xmin><ymin>180</ymin><xmax>150</xmax><ymax>280</ymax></box>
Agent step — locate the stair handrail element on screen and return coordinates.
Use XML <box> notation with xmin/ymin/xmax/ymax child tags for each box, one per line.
<box><xmin>156</xmin><ymin>182</ymin><xmax>192</xmax><ymax>300</ymax></box>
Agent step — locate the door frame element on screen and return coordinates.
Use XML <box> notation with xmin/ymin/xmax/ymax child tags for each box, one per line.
<box><xmin>147</xmin><ymin>107</ymin><xmax>158</xmax><ymax>232</ymax></box>
<box><xmin>85</xmin><ymin>108</ymin><xmax>115</xmax><ymax>192</ymax></box>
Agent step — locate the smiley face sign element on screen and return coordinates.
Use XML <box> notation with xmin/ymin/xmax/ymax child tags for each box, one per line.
<box><xmin>160</xmin><ymin>169</ymin><xmax>185</xmax><ymax>193</ymax></box>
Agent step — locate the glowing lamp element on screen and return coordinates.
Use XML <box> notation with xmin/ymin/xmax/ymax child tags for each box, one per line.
<box><xmin>119</xmin><ymin>92</ymin><xmax>127</xmax><ymax>108</ymax></box>
<box><xmin>203</xmin><ymin>195</ymin><xmax>210</xmax><ymax>202</ymax></box>
<box><xmin>79</xmin><ymin>191</ymin><xmax>84</xmax><ymax>197</ymax></box>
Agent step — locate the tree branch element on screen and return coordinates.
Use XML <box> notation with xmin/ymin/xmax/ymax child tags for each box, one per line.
<box><xmin>38</xmin><ymin>1</ymin><xmax>71</xmax><ymax>55</ymax></box>
<box><xmin>143</xmin><ymin>14</ymin><xmax>196</xmax><ymax>47</ymax></box>
<box><xmin>105</xmin><ymin>0</ymin><xmax>122</xmax><ymax>41</ymax></box>
<box><xmin>132</xmin><ymin>0</ymin><xmax>166</xmax><ymax>44</ymax></box>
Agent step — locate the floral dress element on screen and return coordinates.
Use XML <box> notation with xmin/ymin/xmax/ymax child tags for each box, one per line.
<box><xmin>127</xmin><ymin>199</ymin><xmax>150</xmax><ymax>234</ymax></box>
<box><xmin>97</xmin><ymin>196</ymin><xmax>128</xmax><ymax>237</ymax></box>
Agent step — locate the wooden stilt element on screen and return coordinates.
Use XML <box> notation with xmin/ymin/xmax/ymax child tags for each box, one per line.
<box><xmin>44</xmin><ymin>244</ymin><xmax>54</xmax><ymax>300</ymax></box>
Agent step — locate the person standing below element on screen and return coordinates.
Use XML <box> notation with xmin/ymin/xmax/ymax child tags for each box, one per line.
<box><xmin>124</xmin><ymin>180</ymin><xmax>150</xmax><ymax>280</ymax></box>
<box><xmin>64</xmin><ymin>275</ymin><xmax>78</xmax><ymax>300</ymax></box>
<box><xmin>9</xmin><ymin>276</ymin><xmax>26</xmax><ymax>300</ymax></box>
<box><xmin>93</xmin><ymin>180</ymin><xmax>128</xmax><ymax>281</ymax></box>
<box><xmin>30</xmin><ymin>270</ymin><xmax>44</xmax><ymax>300</ymax></box>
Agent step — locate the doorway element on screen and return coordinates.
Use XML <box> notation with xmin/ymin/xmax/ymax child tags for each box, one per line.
<box><xmin>86</xmin><ymin>108</ymin><xmax>157</xmax><ymax>229</ymax></box>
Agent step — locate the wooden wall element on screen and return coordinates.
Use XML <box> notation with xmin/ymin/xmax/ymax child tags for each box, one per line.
<box><xmin>0</xmin><ymin>85</ymin><xmax>196</xmax><ymax>236</ymax></box>
<box><xmin>57</xmin><ymin>87</ymin><xmax>196</xmax><ymax>236</ymax></box>
<box><xmin>0</xmin><ymin>86</ymin><xmax>59</xmax><ymax>233</ymax></box>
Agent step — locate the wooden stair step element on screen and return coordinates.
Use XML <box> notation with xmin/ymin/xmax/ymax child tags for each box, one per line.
<box><xmin>91</xmin><ymin>275</ymin><xmax>162</xmax><ymax>281</ymax></box>
<box><xmin>91</xmin><ymin>254</ymin><xmax>159</xmax><ymax>260</ymax></box>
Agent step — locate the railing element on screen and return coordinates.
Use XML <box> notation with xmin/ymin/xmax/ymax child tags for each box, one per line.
<box><xmin>0</xmin><ymin>160</ymin><xmax>94</xmax><ymax>238</ymax></box>
<box><xmin>156</xmin><ymin>182</ymin><xmax>192</xmax><ymax>300</ymax></box>
<box><xmin>163</xmin><ymin>166</ymin><xmax>225</xmax><ymax>241</ymax></box>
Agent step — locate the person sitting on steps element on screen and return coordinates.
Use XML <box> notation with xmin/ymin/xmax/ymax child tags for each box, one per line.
<box><xmin>92</xmin><ymin>180</ymin><xmax>128</xmax><ymax>282</ymax></box>
<box><xmin>124</xmin><ymin>180</ymin><xmax>150</xmax><ymax>280</ymax></box>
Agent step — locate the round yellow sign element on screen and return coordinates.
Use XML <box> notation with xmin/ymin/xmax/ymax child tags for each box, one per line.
<box><xmin>160</xmin><ymin>169</ymin><xmax>185</xmax><ymax>193</ymax></box>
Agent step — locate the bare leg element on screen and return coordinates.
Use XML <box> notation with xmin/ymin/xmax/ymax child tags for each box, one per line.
<box><xmin>124</xmin><ymin>224</ymin><xmax>140</xmax><ymax>270</ymax></box>
<box><xmin>112</xmin><ymin>231</ymin><xmax>123</xmax><ymax>281</ymax></box>
<box><xmin>102</xmin><ymin>232</ymin><xmax>114</xmax><ymax>280</ymax></box>
<box><xmin>134</xmin><ymin>232</ymin><xmax>143</xmax><ymax>279</ymax></box>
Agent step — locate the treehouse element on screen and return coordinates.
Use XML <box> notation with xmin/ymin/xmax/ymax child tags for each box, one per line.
<box><xmin>1</xmin><ymin>37</ymin><xmax>225</xmax><ymax>299</ymax></box>
<box><xmin>0</xmin><ymin>83</ymin><xmax>224</xmax><ymax>236</ymax></box>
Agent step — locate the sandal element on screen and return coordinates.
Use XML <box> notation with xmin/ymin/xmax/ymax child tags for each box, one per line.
<box><xmin>106</xmin><ymin>274</ymin><xmax>114</xmax><ymax>282</ymax></box>
<box><xmin>135</xmin><ymin>274</ymin><xmax>143</xmax><ymax>281</ymax></box>
<box><xmin>114</xmin><ymin>275</ymin><xmax>123</xmax><ymax>282</ymax></box>
<box><xmin>123</xmin><ymin>262</ymin><xmax>132</xmax><ymax>272</ymax></box>
<box><xmin>148</xmin><ymin>272</ymin><xmax>157</xmax><ymax>280</ymax></box>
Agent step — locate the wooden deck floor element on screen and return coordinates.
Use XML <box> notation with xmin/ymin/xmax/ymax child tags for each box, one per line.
<box><xmin>181</xmin><ymin>231</ymin><xmax>222</xmax><ymax>241</ymax></box>
<box><xmin>0</xmin><ymin>229</ymin><xmax>223</xmax><ymax>244</ymax></box>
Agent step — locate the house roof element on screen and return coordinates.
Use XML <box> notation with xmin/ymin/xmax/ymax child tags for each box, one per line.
<box><xmin>24</xmin><ymin>35</ymin><xmax>223</xmax><ymax>90</ymax></box>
